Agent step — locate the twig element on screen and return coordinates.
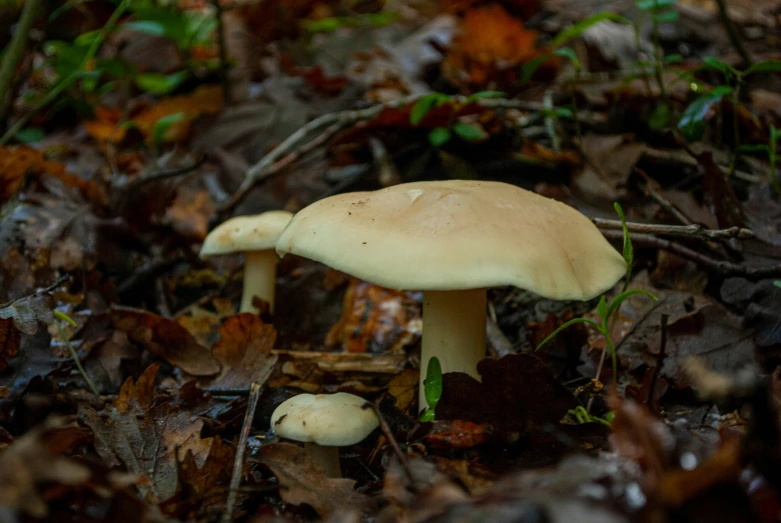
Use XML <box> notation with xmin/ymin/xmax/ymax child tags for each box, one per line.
<box><xmin>714</xmin><ymin>0</ymin><xmax>753</xmax><ymax>67</ymax></box>
<box><xmin>0</xmin><ymin>274</ymin><xmax>70</xmax><ymax>310</ymax></box>
<box><xmin>211</xmin><ymin>0</ymin><xmax>232</xmax><ymax>105</ymax></box>
<box><xmin>219</xmin><ymin>96</ymin><xmax>546</xmax><ymax>213</ymax></box>
<box><xmin>120</xmin><ymin>155</ymin><xmax>207</xmax><ymax>192</ymax></box>
<box><xmin>594</xmin><ymin>219</ymin><xmax>755</xmax><ymax>241</ymax></box>
<box><xmin>217</xmin><ymin>121</ymin><xmax>345</xmax><ymax>213</ymax></box>
<box><xmin>601</xmin><ymin>229</ymin><xmax>781</xmax><ymax>277</ymax></box>
<box><xmin>636</xmin><ymin>169</ymin><xmax>693</xmax><ymax>225</ymax></box>
<box><xmin>0</xmin><ymin>0</ymin><xmax>131</xmax><ymax>145</ymax></box>
<box><xmin>0</xmin><ymin>0</ymin><xmax>41</xmax><ymax>126</ymax></box>
<box><xmin>223</xmin><ymin>381</ymin><xmax>262</xmax><ymax>522</ymax></box>
<box><xmin>361</xmin><ymin>401</ymin><xmax>416</xmax><ymax>490</ymax></box>
<box><xmin>647</xmin><ymin>314</ymin><xmax>668</xmax><ymax>415</ymax></box>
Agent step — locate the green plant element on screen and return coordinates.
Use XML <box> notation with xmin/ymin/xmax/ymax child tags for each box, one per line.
<box><xmin>536</xmin><ymin>203</ymin><xmax>658</xmax><ymax>385</ymax></box>
<box><xmin>53</xmin><ymin>310</ymin><xmax>99</xmax><ymax>396</ymax></box>
<box><xmin>302</xmin><ymin>10</ymin><xmax>399</xmax><ymax>33</ymax></box>
<box><xmin>419</xmin><ymin>356</ymin><xmax>442</xmax><ymax>422</ymax></box>
<box><xmin>740</xmin><ymin>125</ymin><xmax>781</xmax><ymax>195</ymax></box>
<box><xmin>409</xmin><ymin>91</ymin><xmax>503</xmax><ymax>147</ymax></box>
<box><xmin>568</xmin><ymin>405</ymin><xmax>613</xmax><ymax>426</ymax></box>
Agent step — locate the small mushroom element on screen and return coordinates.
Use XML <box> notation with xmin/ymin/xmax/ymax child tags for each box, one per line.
<box><xmin>270</xmin><ymin>392</ymin><xmax>379</xmax><ymax>478</ymax></box>
<box><xmin>200</xmin><ymin>211</ymin><xmax>293</xmax><ymax>314</ymax></box>
<box><xmin>276</xmin><ymin>180</ymin><xmax>626</xmax><ymax>409</ymax></box>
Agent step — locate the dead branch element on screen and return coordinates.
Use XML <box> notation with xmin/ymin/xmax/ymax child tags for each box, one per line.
<box><xmin>601</xmin><ymin>229</ymin><xmax>781</xmax><ymax>278</ymax></box>
<box><xmin>219</xmin><ymin>96</ymin><xmax>545</xmax><ymax>213</ymax></box>
<box><xmin>224</xmin><ymin>381</ymin><xmax>263</xmax><ymax>522</ymax></box>
<box><xmin>594</xmin><ymin>219</ymin><xmax>756</xmax><ymax>241</ymax></box>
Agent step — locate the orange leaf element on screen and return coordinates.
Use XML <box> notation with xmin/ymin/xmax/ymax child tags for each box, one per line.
<box><xmin>133</xmin><ymin>85</ymin><xmax>223</xmax><ymax>142</ymax></box>
<box><xmin>114</xmin><ymin>364</ymin><xmax>159</xmax><ymax>413</ymax></box>
<box><xmin>208</xmin><ymin>313</ymin><xmax>277</xmax><ymax>389</ymax></box>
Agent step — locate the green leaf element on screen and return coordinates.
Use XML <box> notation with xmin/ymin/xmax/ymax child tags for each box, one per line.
<box><xmin>419</xmin><ymin>409</ymin><xmax>435</xmax><ymax>422</ymax></box>
<box><xmin>466</xmin><ymin>91</ymin><xmax>506</xmax><ymax>101</ymax></box>
<box><xmin>739</xmin><ymin>144</ymin><xmax>770</xmax><ymax>154</ymax></box>
<box><xmin>771</xmin><ymin>125</ymin><xmax>781</xmax><ymax>142</ymax></box>
<box><xmin>636</xmin><ymin>0</ymin><xmax>677</xmax><ymax>9</ymax></box>
<box><xmin>151</xmin><ymin>112</ymin><xmax>184</xmax><ymax>143</ymax></box>
<box><xmin>452</xmin><ymin>122</ymin><xmax>488</xmax><ymax>142</ymax></box>
<box><xmin>775</xmin><ymin>280</ymin><xmax>781</xmax><ymax>289</ymax></box>
<box><xmin>554</xmin><ymin>107</ymin><xmax>574</xmax><ymax>119</ymax></box>
<box><xmin>613</xmin><ymin>202</ymin><xmax>634</xmax><ymax>279</ymax></box>
<box><xmin>553</xmin><ymin>47</ymin><xmax>581</xmax><ymax>70</ymax></box>
<box><xmin>410</xmin><ymin>94</ymin><xmax>441</xmax><ymax>125</ymax></box>
<box><xmin>677</xmin><ymin>88</ymin><xmax>730</xmax><ymax>141</ymax></box>
<box><xmin>703</xmin><ymin>57</ymin><xmax>738</xmax><ymax>77</ymax></box>
<box><xmin>652</xmin><ymin>10</ymin><xmax>679</xmax><ymax>22</ymax></box>
<box><xmin>428</xmin><ymin>127</ymin><xmax>452</xmax><ymax>147</ymax></box>
<box><xmin>14</xmin><ymin>127</ymin><xmax>45</xmax><ymax>144</ymax></box>
<box><xmin>607</xmin><ymin>289</ymin><xmax>659</xmax><ymax>319</ymax></box>
<box><xmin>134</xmin><ymin>71</ymin><xmax>189</xmax><ymax>95</ymax></box>
<box><xmin>597</xmin><ymin>295</ymin><xmax>608</xmax><ymax>321</ymax></box>
<box><xmin>74</xmin><ymin>30</ymin><xmax>103</xmax><ymax>48</ymax></box>
<box><xmin>664</xmin><ymin>53</ymin><xmax>684</xmax><ymax>64</ymax></box>
<box><xmin>536</xmin><ymin>318</ymin><xmax>602</xmax><ymax>351</ymax></box>
<box><xmin>123</xmin><ymin>20</ymin><xmax>168</xmax><ymax>37</ymax></box>
<box><xmin>744</xmin><ymin>60</ymin><xmax>781</xmax><ymax>76</ymax></box>
<box><xmin>551</xmin><ymin>12</ymin><xmax>633</xmax><ymax>47</ymax></box>
<box><xmin>522</xmin><ymin>54</ymin><xmax>550</xmax><ymax>81</ymax></box>
<box><xmin>53</xmin><ymin>310</ymin><xmax>78</xmax><ymax>327</ymax></box>
<box><xmin>648</xmin><ymin>103</ymin><xmax>670</xmax><ymax>131</ymax></box>
<box><xmin>423</xmin><ymin>356</ymin><xmax>442</xmax><ymax>410</ymax></box>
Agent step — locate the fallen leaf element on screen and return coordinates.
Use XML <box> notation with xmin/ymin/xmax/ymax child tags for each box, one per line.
<box><xmin>442</xmin><ymin>4</ymin><xmax>542</xmax><ymax>86</ymax></box>
<box><xmin>425</xmin><ymin>420</ymin><xmax>495</xmax><ymax>448</ymax></box>
<box><xmin>387</xmin><ymin>369</ymin><xmax>419</xmax><ymax>412</ymax></box>
<box><xmin>82</xmin><ymin>106</ymin><xmax>127</xmax><ymax>144</ymax></box>
<box><xmin>114</xmin><ymin>364</ymin><xmax>159</xmax><ymax>413</ymax></box>
<box><xmin>256</xmin><ymin>442</ymin><xmax>376</xmax><ymax>518</ymax></box>
<box><xmin>163</xmin><ymin>187</ymin><xmax>214</xmax><ymax>241</ymax></box>
<box><xmin>133</xmin><ymin>85</ymin><xmax>224</xmax><ymax>142</ymax></box>
<box><xmin>0</xmin><ymin>318</ymin><xmax>20</xmax><ymax>373</ymax></box>
<box><xmin>0</xmin><ymin>419</ymin><xmax>92</xmax><ymax>518</ymax></box>
<box><xmin>110</xmin><ymin>306</ymin><xmax>220</xmax><ymax>376</ymax></box>
<box><xmin>206</xmin><ymin>313</ymin><xmax>277</xmax><ymax>388</ymax></box>
<box><xmin>325</xmin><ymin>279</ymin><xmax>421</xmax><ymax>354</ymax></box>
<box><xmin>0</xmin><ymin>292</ymin><xmax>54</xmax><ymax>336</ymax></box>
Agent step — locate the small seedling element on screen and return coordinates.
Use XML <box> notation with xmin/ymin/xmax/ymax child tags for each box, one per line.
<box><xmin>419</xmin><ymin>356</ymin><xmax>442</xmax><ymax>422</ymax></box>
<box><xmin>568</xmin><ymin>405</ymin><xmax>613</xmax><ymax>426</ymax></box>
<box><xmin>537</xmin><ymin>203</ymin><xmax>658</xmax><ymax>385</ymax></box>
<box><xmin>409</xmin><ymin>92</ymin><xmax>502</xmax><ymax>147</ymax></box>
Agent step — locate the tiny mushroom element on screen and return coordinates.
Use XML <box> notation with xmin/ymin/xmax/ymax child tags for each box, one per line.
<box><xmin>270</xmin><ymin>392</ymin><xmax>379</xmax><ymax>478</ymax></box>
<box><xmin>200</xmin><ymin>210</ymin><xmax>293</xmax><ymax>314</ymax></box>
<box><xmin>275</xmin><ymin>180</ymin><xmax>627</xmax><ymax>409</ymax></box>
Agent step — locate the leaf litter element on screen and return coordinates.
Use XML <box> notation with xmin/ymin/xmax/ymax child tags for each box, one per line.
<box><xmin>2</xmin><ymin>0</ymin><xmax>781</xmax><ymax>521</ymax></box>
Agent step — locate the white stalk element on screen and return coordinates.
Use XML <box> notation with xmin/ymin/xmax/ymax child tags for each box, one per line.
<box><xmin>240</xmin><ymin>249</ymin><xmax>278</xmax><ymax>314</ymax></box>
<box><xmin>304</xmin><ymin>442</ymin><xmax>342</xmax><ymax>478</ymax></box>
<box><xmin>419</xmin><ymin>288</ymin><xmax>487</xmax><ymax>410</ymax></box>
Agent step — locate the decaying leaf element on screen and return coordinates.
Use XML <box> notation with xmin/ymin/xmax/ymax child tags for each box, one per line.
<box><xmin>206</xmin><ymin>313</ymin><xmax>277</xmax><ymax>389</ymax></box>
<box><xmin>256</xmin><ymin>442</ymin><xmax>376</xmax><ymax>518</ymax></box>
<box><xmin>0</xmin><ymin>292</ymin><xmax>54</xmax><ymax>336</ymax></box>
<box><xmin>110</xmin><ymin>306</ymin><xmax>220</xmax><ymax>376</ymax></box>
<box><xmin>0</xmin><ymin>318</ymin><xmax>20</xmax><ymax>373</ymax></box>
<box><xmin>387</xmin><ymin>369</ymin><xmax>419</xmax><ymax>412</ymax></box>
<box><xmin>114</xmin><ymin>363</ymin><xmax>159</xmax><ymax>413</ymax></box>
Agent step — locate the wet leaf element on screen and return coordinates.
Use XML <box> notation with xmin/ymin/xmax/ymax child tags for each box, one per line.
<box><xmin>256</xmin><ymin>442</ymin><xmax>376</xmax><ymax>518</ymax></box>
<box><xmin>206</xmin><ymin>313</ymin><xmax>277</xmax><ymax>389</ymax></box>
<box><xmin>110</xmin><ymin>307</ymin><xmax>220</xmax><ymax>376</ymax></box>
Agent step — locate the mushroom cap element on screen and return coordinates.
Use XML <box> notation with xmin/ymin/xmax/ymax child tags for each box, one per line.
<box><xmin>276</xmin><ymin>180</ymin><xmax>626</xmax><ymax>300</ymax></box>
<box><xmin>200</xmin><ymin>211</ymin><xmax>293</xmax><ymax>257</ymax></box>
<box><xmin>270</xmin><ymin>393</ymin><xmax>379</xmax><ymax>446</ymax></box>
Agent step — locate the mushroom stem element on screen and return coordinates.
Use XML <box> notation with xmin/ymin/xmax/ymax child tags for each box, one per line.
<box><xmin>241</xmin><ymin>249</ymin><xmax>278</xmax><ymax>314</ymax></box>
<box><xmin>419</xmin><ymin>288</ymin><xmax>487</xmax><ymax>409</ymax></box>
<box><xmin>304</xmin><ymin>442</ymin><xmax>342</xmax><ymax>478</ymax></box>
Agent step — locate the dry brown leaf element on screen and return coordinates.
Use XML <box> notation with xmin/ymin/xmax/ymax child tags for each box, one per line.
<box><xmin>442</xmin><ymin>4</ymin><xmax>542</xmax><ymax>86</ymax></box>
<box><xmin>207</xmin><ymin>313</ymin><xmax>277</xmax><ymax>388</ymax></box>
<box><xmin>110</xmin><ymin>306</ymin><xmax>220</xmax><ymax>376</ymax></box>
<box><xmin>163</xmin><ymin>187</ymin><xmax>214</xmax><ymax>241</ymax></box>
<box><xmin>256</xmin><ymin>443</ymin><xmax>376</xmax><ymax>518</ymax></box>
<box><xmin>133</xmin><ymin>85</ymin><xmax>224</xmax><ymax>142</ymax></box>
<box><xmin>114</xmin><ymin>364</ymin><xmax>159</xmax><ymax>413</ymax></box>
<box><xmin>0</xmin><ymin>292</ymin><xmax>54</xmax><ymax>336</ymax></box>
<box><xmin>387</xmin><ymin>369</ymin><xmax>418</xmax><ymax>413</ymax></box>
<box><xmin>79</xmin><ymin>401</ymin><xmax>209</xmax><ymax>502</ymax></box>
<box><xmin>0</xmin><ymin>419</ymin><xmax>92</xmax><ymax>518</ymax></box>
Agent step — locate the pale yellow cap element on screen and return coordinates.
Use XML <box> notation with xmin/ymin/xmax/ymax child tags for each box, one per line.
<box><xmin>200</xmin><ymin>211</ymin><xmax>293</xmax><ymax>257</ymax></box>
<box><xmin>270</xmin><ymin>393</ymin><xmax>379</xmax><ymax>446</ymax></box>
<box><xmin>276</xmin><ymin>180</ymin><xmax>625</xmax><ymax>300</ymax></box>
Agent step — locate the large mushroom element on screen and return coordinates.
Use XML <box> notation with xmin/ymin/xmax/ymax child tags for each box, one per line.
<box><xmin>270</xmin><ymin>392</ymin><xmax>379</xmax><ymax>478</ymax></box>
<box><xmin>200</xmin><ymin>211</ymin><xmax>293</xmax><ymax>314</ymax></box>
<box><xmin>275</xmin><ymin>180</ymin><xmax>626</xmax><ymax>409</ymax></box>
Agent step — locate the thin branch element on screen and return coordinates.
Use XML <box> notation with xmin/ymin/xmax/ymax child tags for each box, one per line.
<box><xmin>714</xmin><ymin>0</ymin><xmax>753</xmax><ymax>67</ymax></box>
<box><xmin>361</xmin><ymin>401</ymin><xmax>416</xmax><ymax>491</ymax></box>
<box><xmin>219</xmin><ymin>96</ymin><xmax>545</xmax><ymax>213</ymax></box>
<box><xmin>594</xmin><ymin>219</ymin><xmax>755</xmax><ymax>241</ymax></box>
<box><xmin>121</xmin><ymin>155</ymin><xmax>207</xmax><ymax>192</ymax></box>
<box><xmin>0</xmin><ymin>0</ymin><xmax>41</xmax><ymax>125</ymax></box>
<box><xmin>0</xmin><ymin>274</ymin><xmax>70</xmax><ymax>310</ymax></box>
<box><xmin>601</xmin><ymin>229</ymin><xmax>781</xmax><ymax>278</ymax></box>
<box><xmin>223</xmin><ymin>381</ymin><xmax>263</xmax><ymax>522</ymax></box>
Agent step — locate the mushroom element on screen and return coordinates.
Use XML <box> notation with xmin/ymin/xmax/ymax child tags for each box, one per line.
<box><xmin>200</xmin><ymin>211</ymin><xmax>293</xmax><ymax>314</ymax></box>
<box><xmin>276</xmin><ymin>180</ymin><xmax>626</xmax><ymax>409</ymax></box>
<box><xmin>270</xmin><ymin>392</ymin><xmax>379</xmax><ymax>478</ymax></box>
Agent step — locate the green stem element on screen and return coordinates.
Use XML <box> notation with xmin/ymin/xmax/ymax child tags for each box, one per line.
<box><xmin>0</xmin><ymin>0</ymin><xmax>130</xmax><ymax>145</ymax></box>
<box><xmin>58</xmin><ymin>323</ymin><xmax>99</xmax><ymax>396</ymax></box>
<box><xmin>771</xmin><ymin>130</ymin><xmax>780</xmax><ymax>195</ymax></box>
<box><xmin>0</xmin><ymin>0</ymin><xmax>42</xmax><ymax>126</ymax></box>
<box><xmin>605</xmin><ymin>333</ymin><xmax>618</xmax><ymax>386</ymax></box>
